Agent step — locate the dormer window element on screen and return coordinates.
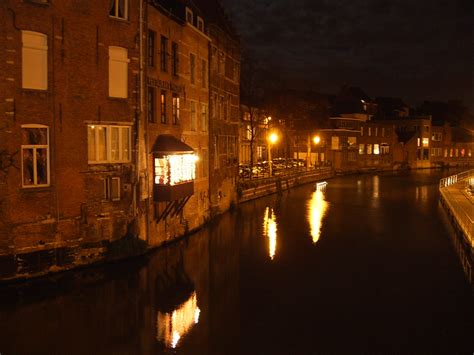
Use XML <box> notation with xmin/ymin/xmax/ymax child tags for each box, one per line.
<box><xmin>186</xmin><ymin>7</ymin><xmax>193</xmax><ymax>24</ymax></box>
<box><xmin>197</xmin><ymin>17</ymin><xmax>204</xmax><ymax>32</ymax></box>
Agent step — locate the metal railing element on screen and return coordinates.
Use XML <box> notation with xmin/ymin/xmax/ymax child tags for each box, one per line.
<box><xmin>439</xmin><ymin>169</ymin><xmax>474</xmax><ymax>188</ymax></box>
<box><xmin>439</xmin><ymin>169</ymin><xmax>474</xmax><ymax>248</ymax></box>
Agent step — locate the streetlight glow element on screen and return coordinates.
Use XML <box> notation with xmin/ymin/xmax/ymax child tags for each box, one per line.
<box><xmin>313</xmin><ymin>136</ymin><xmax>321</xmax><ymax>145</ymax></box>
<box><xmin>268</xmin><ymin>133</ymin><xmax>278</xmax><ymax>144</ymax></box>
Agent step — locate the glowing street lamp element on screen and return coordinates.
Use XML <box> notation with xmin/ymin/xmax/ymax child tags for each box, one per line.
<box><xmin>267</xmin><ymin>132</ymin><xmax>279</xmax><ymax>176</ymax></box>
<box><xmin>313</xmin><ymin>136</ymin><xmax>321</xmax><ymax>145</ymax></box>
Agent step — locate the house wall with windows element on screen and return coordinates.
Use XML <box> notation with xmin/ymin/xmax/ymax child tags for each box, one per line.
<box><xmin>142</xmin><ymin>1</ymin><xmax>210</xmax><ymax>246</ymax></box>
<box><xmin>0</xmin><ymin>0</ymin><xmax>139</xmax><ymax>280</ymax></box>
<box><xmin>208</xmin><ymin>12</ymin><xmax>240</xmax><ymax>215</ymax></box>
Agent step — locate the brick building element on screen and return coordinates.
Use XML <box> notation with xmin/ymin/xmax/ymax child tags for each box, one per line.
<box><xmin>140</xmin><ymin>0</ymin><xmax>211</xmax><ymax>246</ymax></box>
<box><xmin>0</xmin><ymin>0</ymin><xmax>140</xmax><ymax>279</ymax></box>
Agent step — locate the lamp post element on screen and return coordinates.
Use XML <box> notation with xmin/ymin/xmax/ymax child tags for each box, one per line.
<box><xmin>268</xmin><ymin>132</ymin><xmax>278</xmax><ymax>176</ymax></box>
<box><xmin>313</xmin><ymin>135</ymin><xmax>321</xmax><ymax>167</ymax></box>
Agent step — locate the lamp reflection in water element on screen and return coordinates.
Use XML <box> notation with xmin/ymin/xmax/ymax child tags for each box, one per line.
<box><xmin>263</xmin><ymin>207</ymin><xmax>278</xmax><ymax>260</ymax></box>
<box><xmin>157</xmin><ymin>292</ymin><xmax>201</xmax><ymax>349</ymax></box>
<box><xmin>307</xmin><ymin>189</ymin><xmax>329</xmax><ymax>244</ymax></box>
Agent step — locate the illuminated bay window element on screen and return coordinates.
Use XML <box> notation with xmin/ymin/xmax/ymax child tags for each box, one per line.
<box><xmin>21</xmin><ymin>125</ymin><xmax>49</xmax><ymax>187</ymax></box>
<box><xmin>153</xmin><ymin>135</ymin><xmax>197</xmax><ymax>202</ymax></box>
<box><xmin>87</xmin><ymin>125</ymin><xmax>131</xmax><ymax>163</ymax></box>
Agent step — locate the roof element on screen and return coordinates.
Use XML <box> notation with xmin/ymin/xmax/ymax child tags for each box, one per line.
<box><xmin>152</xmin><ymin>134</ymin><xmax>194</xmax><ymax>154</ymax></box>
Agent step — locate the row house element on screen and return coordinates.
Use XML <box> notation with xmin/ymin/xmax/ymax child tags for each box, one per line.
<box><xmin>0</xmin><ymin>0</ymin><xmax>140</xmax><ymax>279</ymax></box>
<box><xmin>206</xmin><ymin>1</ymin><xmax>241</xmax><ymax>215</ymax></box>
<box><xmin>140</xmin><ymin>1</ymin><xmax>211</xmax><ymax>246</ymax></box>
<box><xmin>0</xmin><ymin>0</ymin><xmax>241</xmax><ymax>280</ymax></box>
<box><xmin>239</xmin><ymin>105</ymin><xmax>270</xmax><ymax>166</ymax></box>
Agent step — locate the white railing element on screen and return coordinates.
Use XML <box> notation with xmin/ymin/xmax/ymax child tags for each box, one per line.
<box><xmin>439</xmin><ymin>169</ymin><xmax>474</xmax><ymax>188</ymax></box>
<box><xmin>439</xmin><ymin>169</ymin><xmax>474</xmax><ymax>248</ymax></box>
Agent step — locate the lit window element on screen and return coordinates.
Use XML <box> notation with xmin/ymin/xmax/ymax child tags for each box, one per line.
<box><xmin>190</xmin><ymin>101</ymin><xmax>197</xmax><ymax>131</ymax></box>
<box><xmin>373</xmin><ymin>144</ymin><xmax>380</xmax><ymax>155</ymax></box>
<box><xmin>331</xmin><ymin>136</ymin><xmax>339</xmax><ymax>150</ymax></box>
<box><xmin>160</xmin><ymin>91</ymin><xmax>167</xmax><ymax>123</ymax></box>
<box><xmin>22</xmin><ymin>31</ymin><xmax>48</xmax><ymax>90</ymax></box>
<box><xmin>381</xmin><ymin>127</ymin><xmax>385</xmax><ymax>137</ymax></box>
<box><xmin>360</xmin><ymin>127</ymin><xmax>364</xmax><ymax>136</ymax></box>
<box><xmin>444</xmin><ymin>149</ymin><xmax>448</xmax><ymax>158</ymax></box>
<box><xmin>201</xmin><ymin>104</ymin><xmax>207</xmax><ymax>132</ymax></box>
<box><xmin>367</xmin><ymin>144</ymin><xmax>372</xmax><ymax>155</ymax></box>
<box><xmin>87</xmin><ymin>125</ymin><xmax>131</xmax><ymax>163</ymax></box>
<box><xmin>109</xmin><ymin>0</ymin><xmax>128</xmax><ymax>20</ymax></box>
<box><xmin>455</xmin><ymin>149</ymin><xmax>459</xmax><ymax>157</ymax></box>
<box><xmin>375</xmin><ymin>127</ymin><xmax>378</xmax><ymax>136</ymax></box>
<box><xmin>154</xmin><ymin>154</ymin><xmax>197</xmax><ymax>186</ymax></box>
<box><xmin>358</xmin><ymin>144</ymin><xmax>365</xmax><ymax>155</ymax></box>
<box><xmin>468</xmin><ymin>149</ymin><xmax>472</xmax><ymax>158</ymax></box>
<box><xmin>432</xmin><ymin>132</ymin><xmax>442</xmax><ymax>141</ymax></box>
<box><xmin>348</xmin><ymin>136</ymin><xmax>357</xmax><ymax>148</ymax></box>
<box><xmin>422</xmin><ymin>138</ymin><xmax>429</xmax><ymax>147</ymax></box>
<box><xmin>417</xmin><ymin>138</ymin><xmax>421</xmax><ymax>147</ymax></box>
<box><xmin>21</xmin><ymin>125</ymin><xmax>49</xmax><ymax>187</ymax></box>
<box><xmin>380</xmin><ymin>144</ymin><xmax>390</xmax><ymax>154</ymax></box>
<box><xmin>368</xmin><ymin>127</ymin><xmax>371</xmax><ymax>136</ymax></box>
<box><xmin>172</xmin><ymin>95</ymin><xmax>180</xmax><ymax>125</ymax></box>
<box><xmin>109</xmin><ymin>46</ymin><xmax>129</xmax><ymax>98</ymax></box>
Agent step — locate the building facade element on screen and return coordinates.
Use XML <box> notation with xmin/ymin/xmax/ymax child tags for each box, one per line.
<box><xmin>0</xmin><ymin>0</ymin><xmax>140</xmax><ymax>279</ymax></box>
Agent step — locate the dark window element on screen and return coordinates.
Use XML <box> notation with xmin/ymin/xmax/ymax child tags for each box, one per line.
<box><xmin>190</xmin><ymin>53</ymin><xmax>195</xmax><ymax>84</ymax></box>
<box><xmin>109</xmin><ymin>0</ymin><xmax>128</xmax><ymax>19</ymax></box>
<box><xmin>172</xmin><ymin>42</ymin><xmax>178</xmax><ymax>76</ymax></box>
<box><xmin>172</xmin><ymin>95</ymin><xmax>180</xmax><ymax>125</ymax></box>
<box><xmin>160</xmin><ymin>91</ymin><xmax>167</xmax><ymax>124</ymax></box>
<box><xmin>160</xmin><ymin>36</ymin><xmax>168</xmax><ymax>72</ymax></box>
<box><xmin>147</xmin><ymin>87</ymin><xmax>155</xmax><ymax>122</ymax></box>
<box><xmin>148</xmin><ymin>30</ymin><xmax>155</xmax><ymax>67</ymax></box>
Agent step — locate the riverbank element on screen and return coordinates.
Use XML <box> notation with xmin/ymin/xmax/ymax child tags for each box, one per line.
<box><xmin>439</xmin><ymin>170</ymin><xmax>473</xmax><ymax>285</ymax></box>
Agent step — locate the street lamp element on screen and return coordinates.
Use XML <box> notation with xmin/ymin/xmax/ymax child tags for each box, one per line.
<box><xmin>267</xmin><ymin>132</ymin><xmax>278</xmax><ymax>176</ymax></box>
<box><xmin>313</xmin><ymin>135</ymin><xmax>321</xmax><ymax>167</ymax></box>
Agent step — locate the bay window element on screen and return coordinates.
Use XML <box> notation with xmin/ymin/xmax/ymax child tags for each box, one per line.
<box><xmin>88</xmin><ymin>124</ymin><xmax>131</xmax><ymax>163</ymax></box>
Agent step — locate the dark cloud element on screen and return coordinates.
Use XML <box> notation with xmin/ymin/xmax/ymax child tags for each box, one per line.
<box><xmin>221</xmin><ymin>0</ymin><xmax>473</xmax><ymax>108</ymax></box>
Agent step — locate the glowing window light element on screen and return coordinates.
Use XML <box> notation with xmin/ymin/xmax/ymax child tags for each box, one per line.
<box><xmin>157</xmin><ymin>292</ymin><xmax>200</xmax><ymax>349</ymax></box>
<box><xmin>422</xmin><ymin>138</ymin><xmax>429</xmax><ymax>147</ymax></box>
<box><xmin>154</xmin><ymin>153</ymin><xmax>198</xmax><ymax>186</ymax></box>
<box><xmin>307</xmin><ymin>190</ymin><xmax>329</xmax><ymax>244</ymax></box>
<box><xmin>263</xmin><ymin>207</ymin><xmax>277</xmax><ymax>260</ymax></box>
<box><xmin>373</xmin><ymin>144</ymin><xmax>380</xmax><ymax>155</ymax></box>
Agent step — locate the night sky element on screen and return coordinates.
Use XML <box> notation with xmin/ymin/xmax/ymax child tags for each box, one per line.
<box><xmin>221</xmin><ymin>0</ymin><xmax>473</xmax><ymax>109</ymax></box>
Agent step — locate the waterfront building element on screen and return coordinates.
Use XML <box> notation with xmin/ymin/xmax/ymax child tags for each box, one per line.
<box><xmin>140</xmin><ymin>0</ymin><xmax>211</xmax><ymax>246</ymax></box>
<box><xmin>0</xmin><ymin>0</ymin><xmax>140</xmax><ymax>279</ymax></box>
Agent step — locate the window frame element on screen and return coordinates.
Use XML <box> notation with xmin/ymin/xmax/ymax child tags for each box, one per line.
<box><xmin>160</xmin><ymin>35</ymin><xmax>168</xmax><ymax>72</ymax></box>
<box><xmin>172</xmin><ymin>42</ymin><xmax>179</xmax><ymax>76</ymax></box>
<box><xmin>109</xmin><ymin>0</ymin><xmax>129</xmax><ymax>20</ymax></box>
<box><xmin>147</xmin><ymin>86</ymin><xmax>156</xmax><ymax>123</ymax></box>
<box><xmin>22</xmin><ymin>30</ymin><xmax>48</xmax><ymax>90</ymax></box>
<box><xmin>108</xmin><ymin>46</ymin><xmax>129</xmax><ymax>98</ymax></box>
<box><xmin>172</xmin><ymin>94</ymin><xmax>180</xmax><ymax>125</ymax></box>
<box><xmin>21</xmin><ymin>124</ymin><xmax>50</xmax><ymax>188</ymax></box>
<box><xmin>160</xmin><ymin>91</ymin><xmax>167</xmax><ymax>124</ymax></box>
<box><xmin>87</xmin><ymin>124</ymin><xmax>132</xmax><ymax>164</ymax></box>
<box><xmin>148</xmin><ymin>30</ymin><xmax>156</xmax><ymax>67</ymax></box>
<box><xmin>201</xmin><ymin>103</ymin><xmax>207</xmax><ymax>132</ymax></box>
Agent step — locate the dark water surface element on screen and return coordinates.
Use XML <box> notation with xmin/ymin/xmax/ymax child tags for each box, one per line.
<box><xmin>0</xmin><ymin>170</ymin><xmax>473</xmax><ymax>354</ymax></box>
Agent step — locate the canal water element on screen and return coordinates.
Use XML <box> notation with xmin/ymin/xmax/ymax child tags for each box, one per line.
<box><xmin>0</xmin><ymin>170</ymin><xmax>472</xmax><ymax>354</ymax></box>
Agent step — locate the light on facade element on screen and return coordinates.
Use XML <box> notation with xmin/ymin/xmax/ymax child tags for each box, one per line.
<box><xmin>313</xmin><ymin>136</ymin><xmax>321</xmax><ymax>144</ymax></box>
<box><xmin>154</xmin><ymin>153</ymin><xmax>198</xmax><ymax>186</ymax></box>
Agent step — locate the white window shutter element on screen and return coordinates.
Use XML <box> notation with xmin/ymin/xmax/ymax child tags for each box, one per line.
<box><xmin>109</xmin><ymin>46</ymin><xmax>129</xmax><ymax>98</ymax></box>
<box><xmin>22</xmin><ymin>31</ymin><xmax>48</xmax><ymax>90</ymax></box>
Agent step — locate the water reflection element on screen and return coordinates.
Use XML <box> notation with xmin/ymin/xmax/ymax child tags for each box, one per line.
<box><xmin>416</xmin><ymin>186</ymin><xmax>428</xmax><ymax>203</ymax></box>
<box><xmin>157</xmin><ymin>292</ymin><xmax>201</xmax><ymax>349</ymax></box>
<box><xmin>263</xmin><ymin>207</ymin><xmax>278</xmax><ymax>259</ymax></box>
<box><xmin>307</xmin><ymin>190</ymin><xmax>329</xmax><ymax>244</ymax></box>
